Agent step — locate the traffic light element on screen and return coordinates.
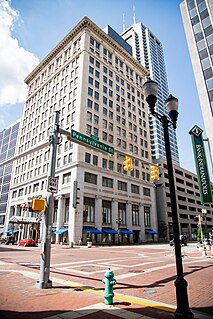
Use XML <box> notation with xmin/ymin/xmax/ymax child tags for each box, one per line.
<box><xmin>22</xmin><ymin>203</ymin><xmax>27</xmax><ymax>212</ymax></box>
<box><xmin>73</xmin><ymin>180</ymin><xmax>80</xmax><ymax>208</ymax></box>
<box><xmin>123</xmin><ymin>156</ymin><xmax>132</xmax><ymax>171</ymax></box>
<box><xmin>31</xmin><ymin>198</ymin><xmax>46</xmax><ymax>212</ymax></box>
<box><xmin>150</xmin><ymin>165</ymin><xmax>159</xmax><ymax>182</ymax></box>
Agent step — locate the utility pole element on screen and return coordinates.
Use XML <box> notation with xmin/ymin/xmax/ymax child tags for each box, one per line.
<box><xmin>36</xmin><ymin>111</ymin><xmax>60</xmax><ymax>288</ymax></box>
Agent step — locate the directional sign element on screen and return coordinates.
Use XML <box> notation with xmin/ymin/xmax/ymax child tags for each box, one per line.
<box><xmin>70</xmin><ymin>129</ymin><xmax>114</xmax><ymax>155</ymax></box>
<box><xmin>47</xmin><ymin>176</ymin><xmax>58</xmax><ymax>193</ymax></box>
<box><xmin>189</xmin><ymin>125</ymin><xmax>212</xmax><ymax>204</ymax></box>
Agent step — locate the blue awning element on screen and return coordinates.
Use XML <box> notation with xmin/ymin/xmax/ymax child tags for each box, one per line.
<box><xmin>103</xmin><ymin>229</ymin><xmax>118</xmax><ymax>234</ymax></box>
<box><xmin>85</xmin><ymin>228</ymin><xmax>103</xmax><ymax>234</ymax></box>
<box><xmin>54</xmin><ymin>228</ymin><xmax>68</xmax><ymax>234</ymax></box>
<box><xmin>146</xmin><ymin>230</ymin><xmax>158</xmax><ymax>235</ymax></box>
<box><xmin>120</xmin><ymin>230</ymin><xmax>135</xmax><ymax>235</ymax></box>
<box><xmin>12</xmin><ymin>230</ymin><xmax>19</xmax><ymax>233</ymax></box>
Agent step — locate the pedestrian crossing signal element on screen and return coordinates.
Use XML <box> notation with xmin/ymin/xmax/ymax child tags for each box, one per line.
<box><xmin>123</xmin><ymin>156</ymin><xmax>132</xmax><ymax>171</ymax></box>
<box><xmin>150</xmin><ymin>165</ymin><xmax>159</xmax><ymax>182</ymax></box>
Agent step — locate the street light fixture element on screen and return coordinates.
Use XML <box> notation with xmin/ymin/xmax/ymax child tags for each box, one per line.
<box><xmin>143</xmin><ymin>79</ymin><xmax>194</xmax><ymax>319</ymax></box>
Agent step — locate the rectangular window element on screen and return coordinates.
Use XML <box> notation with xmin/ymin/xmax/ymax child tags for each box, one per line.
<box><xmin>132</xmin><ymin>205</ymin><xmax>139</xmax><ymax>226</ymax></box>
<box><xmin>143</xmin><ymin>187</ymin><xmax>150</xmax><ymax>196</ymax></box>
<box><xmin>118</xmin><ymin>181</ymin><xmax>127</xmax><ymax>191</ymax></box>
<box><xmin>131</xmin><ymin>184</ymin><xmax>140</xmax><ymax>194</ymax></box>
<box><xmin>83</xmin><ymin>197</ymin><xmax>95</xmax><ymax>222</ymax></box>
<box><xmin>63</xmin><ymin>172</ymin><xmax>71</xmax><ymax>184</ymax></box>
<box><xmin>102</xmin><ymin>200</ymin><xmax>111</xmax><ymax>224</ymax></box>
<box><xmin>85</xmin><ymin>152</ymin><xmax>91</xmax><ymax>163</ymax></box>
<box><xmin>144</xmin><ymin>206</ymin><xmax>151</xmax><ymax>227</ymax></box>
<box><xmin>102</xmin><ymin>176</ymin><xmax>113</xmax><ymax>188</ymax></box>
<box><xmin>93</xmin><ymin>155</ymin><xmax>98</xmax><ymax>166</ymax></box>
<box><xmin>84</xmin><ymin>172</ymin><xmax>97</xmax><ymax>184</ymax></box>
<box><xmin>118</xmin><ymin>202</ymin><xmax>126</xmax><ymax>224</ymax></box>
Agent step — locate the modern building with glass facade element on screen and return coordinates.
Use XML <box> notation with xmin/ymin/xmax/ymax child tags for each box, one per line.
<box><xmin>0</xmin><ymin>120</ymin><xmax>20</xmax><ymax>233</ymax></box>
<box><xmin>121</xmin><ymin>22</ymin><xmax>180</xmax><ymax>166</ymax></box>
<box><xmin>180</xmin><ymin>0</ymin><xmax>213</xmax><ymax>167</ymax></box>
<box><xmin>6</xmin><ymin>17</ymin><xmax>159</xmax><ymax>245</ymax></box>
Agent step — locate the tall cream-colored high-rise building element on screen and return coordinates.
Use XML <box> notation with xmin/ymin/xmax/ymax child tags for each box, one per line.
<box><xmin>180</xmin><ymin>0</ymin><xmax>213</xmax><ymax>167</ymax></box>
<box><xmin>7</xmin><ymin>17</ymin><xmax>158</xmax><ymax>245</ymax></box>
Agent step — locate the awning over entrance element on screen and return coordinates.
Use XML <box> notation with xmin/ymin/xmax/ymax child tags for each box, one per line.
<box><xmin>103</xmin><ymin>229</ymin><xmax>118</xmax><ymax>234</ymax></box>
<box><xmin>54</xmin><ymin>228</ymin><xmax>68</xmax><ymax>235</ymax></box>
<box><xmin>146</xmin><ymin>230</ymin><xmax>158</xmax><ymax>235</ymax></box>
<box><xmin>84</xmin><ymin>228</ymin><xmax>103</xmax><ymax>234</ymax></box>
<box><xmin>9</xmin><ymin>216</ymin><xmax>39</xmax><ymax>224</ymax></box>
<box><xmin>120</xmin><ymin>230</ymin><xmax>135</xmax><ymax>235</ymax></box>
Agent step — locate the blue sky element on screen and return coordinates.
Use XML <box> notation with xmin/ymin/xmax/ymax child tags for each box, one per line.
<box><xmin>0</xmin><ymin>0</ymin><xmax>211</xmax><ymax>178</ymax></box>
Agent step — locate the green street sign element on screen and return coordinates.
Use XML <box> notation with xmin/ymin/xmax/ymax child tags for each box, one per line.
<box><xmin>70</xmin><ymin>129</ymin><xmax>114</xmax><ymax>155</ymax></box>
<box><xmin>189</xmin><ymin>125</ymin><xmax>212</xmax><ymax>204</ymax></box>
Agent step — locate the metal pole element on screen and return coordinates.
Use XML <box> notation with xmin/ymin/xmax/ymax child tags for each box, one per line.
<box><xmin>162</xmin><ymin>116</ymin><xmax>194</xmax><ymax>319</ymax></box>
<box><xmin>36</xmin><ymin>111</ymin><xmax>59</xmax><ymax>289</ymax></box>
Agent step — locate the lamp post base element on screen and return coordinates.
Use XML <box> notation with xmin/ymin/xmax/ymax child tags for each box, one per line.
<box><xmin>174</xmin><ymin>278</ymin><xmax>194</xmax><ymax>319</ymax></box>
<box><xmin>36</xmin><ymin>279</ymin><xmax>52</xmax><ymax>289</ymax></box>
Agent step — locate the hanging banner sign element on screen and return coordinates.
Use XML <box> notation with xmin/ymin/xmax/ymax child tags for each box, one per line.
<box><xmin>189</xmin><ymin>125</ymin><xmax>212</xmax><ymax>204</ymax></box>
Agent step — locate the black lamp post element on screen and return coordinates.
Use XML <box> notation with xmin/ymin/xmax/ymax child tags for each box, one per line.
<box><xmin>143</xmin><ymin>79</ymin><xmax>194</xmax><ymax>319</ymax></box>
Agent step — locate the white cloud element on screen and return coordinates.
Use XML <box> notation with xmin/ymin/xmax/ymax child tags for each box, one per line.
<box><xmin>0</xmin><ymin>0</ymin><xmax>39</xmax><ymax>105</ymax></box>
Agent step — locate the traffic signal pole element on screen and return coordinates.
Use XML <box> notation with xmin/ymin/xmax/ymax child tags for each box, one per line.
<box><xmin>36</xmin><ymin>111</ymin><xmax>60</xmax><ymax>289</ymax></box>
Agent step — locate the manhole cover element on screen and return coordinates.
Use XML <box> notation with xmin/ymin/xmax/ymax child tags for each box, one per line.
<box><xmin>128</xmin><ymin>270</ymin><xmax>143</xmax><ymax>273</ymax></box>
<box><xmin>145</xmin><ymin>289</ymin><xmax>157</xmax><ymax>294</ymax></box>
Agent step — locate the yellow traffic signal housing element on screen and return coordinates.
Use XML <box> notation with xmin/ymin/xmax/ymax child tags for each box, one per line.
<box><xmin>123</xmin><ymin>156</ymin><xmax>132</xmax><ymax>171</ymax></box>
<box><xmin>22</xmin><ymin>203</ymin><xmax>27</xmax><ymax>211</ymax></box>
<box><xmin>32</xmin><ymin>198</ymin><xmax>46</xmax><ymax>212</ymax></box>
<box><xmin>150</xmin><ymin>165</ymin><xmax>159</xmax><ymax>182</ymax></box>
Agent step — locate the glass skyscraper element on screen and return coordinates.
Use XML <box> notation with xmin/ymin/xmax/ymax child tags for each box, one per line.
<box><xmin>121</xmin><ymin>22</ymin><xmax>180</xmax><ymax>166</ymax></box>
<box><xmin>0</xmin><ymin>120</ymin><xmax>20</xmax><ymax>232</ymax></box>
<box><xmin>180</xmin><ymin>0</ymin><xmax>213</xmax><ymax>168</ymax></box>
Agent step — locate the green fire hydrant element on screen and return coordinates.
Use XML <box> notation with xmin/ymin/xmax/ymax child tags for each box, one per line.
<box><xmin>102</xmin><ymin>268</ymin><xmax>116</xmax><ymax>305</ymax></box>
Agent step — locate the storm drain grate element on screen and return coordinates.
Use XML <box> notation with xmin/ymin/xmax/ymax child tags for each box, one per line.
<box><xmin>128</xmin><ymin>270</ymin><xmax>144</xmax><ymax>273</ymax></box>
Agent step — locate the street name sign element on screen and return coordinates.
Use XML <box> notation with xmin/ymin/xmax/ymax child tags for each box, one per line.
<box><xmin>189</xmin><ymin>125</ymin><xmax>212</xmax><ymax>204</ymax></box>
<box><xmin>70</xmin><ymin>129</ymin><xmax>114</xmax><ymax>155</ymax></box>
<box><xmin>47</xmin><ymin>176</ymin><xmax>58</xmax><ymax>193</ymax></box>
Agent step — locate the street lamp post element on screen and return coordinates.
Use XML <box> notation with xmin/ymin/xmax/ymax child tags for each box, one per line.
<box><xmin>143</xmin><ymin>79</ymin><xmax>194</xmax><ymax>319</ymax></box>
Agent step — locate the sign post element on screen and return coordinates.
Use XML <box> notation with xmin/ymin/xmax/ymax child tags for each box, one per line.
<box><xmin>189</xmin><ymin>125</ymin><xmax>212</xmax><ymax>204</ymax></box>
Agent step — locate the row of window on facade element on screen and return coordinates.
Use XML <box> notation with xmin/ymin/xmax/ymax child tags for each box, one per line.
<box><xmin>52</xmin><ymin>197</ymin><xmax>151</xmax><ymax>227</ymax></box>
<box><xmin>12</xmin><ymin>169</ymin><xmax>151</xmax><ymax>198</ymax></box>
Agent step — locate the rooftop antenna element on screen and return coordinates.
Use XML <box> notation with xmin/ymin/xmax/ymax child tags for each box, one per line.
<box><xmin>123</xmin><ymin>13</ymin><xmax>126</xmax><ymax>32</ymax></box>
<box><xmin>133</xmin><ymin>4</ymin><xmax>136</xmax><ymax>25</ymax></box>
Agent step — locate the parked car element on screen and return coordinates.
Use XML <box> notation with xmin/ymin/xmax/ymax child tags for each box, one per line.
<box><xmin>0</xmin><ymin>236</ymin><xmax>16</xmax><ymax>245</ymax></box>
<box><xmin>18</xmin><ymin>238</ymin><xmax>37</xmax><ymax>247</ymax></box>
<box><xmin>169</xmin><ymin>235</ymin><xmax>187</xmax><ymax>246</ymax></box>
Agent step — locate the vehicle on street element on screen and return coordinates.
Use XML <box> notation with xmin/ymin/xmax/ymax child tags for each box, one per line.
<box><xmin>18</xmin><ymin>238</ymin><xmax>37</xmax><ymax>247</ymax></box>
<box><xmin>0</xmin><ymin>236</ymin><xmax>16</xmax><ymax>245</ymax></box>
<box><xmin>169</xmin><ymin>235</ymin><xmax>187</xmax><ymax>246</ymax></box>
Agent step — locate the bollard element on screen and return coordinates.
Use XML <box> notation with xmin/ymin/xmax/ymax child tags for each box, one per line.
<box><xmin>102</xmin><ymin>268</ymin><xmax>116</xmax><ymax>305</ymax></box>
